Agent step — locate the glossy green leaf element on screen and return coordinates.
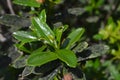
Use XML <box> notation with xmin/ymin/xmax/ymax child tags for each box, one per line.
<box><xmin>56</xmin><ymin>49</ymin><xmax>77</xmax><ymax>68</ymax></box>
<box><xmin>27</xmin><ymin>52</ymin><xmax>57</xmax><ymax>66</ymax></box>
<box><xmin>32</xmin><ymin>11</ymin><xmax>55</xmax><ymax>43</ymax></box>
<box><xmin>54</xmin><ymin>25</ymin><xmax>68</xmax><ymax>47</ymax></box>
<box><xmin>66</xmin><ymin>28</ymin><xmax>85</xmax><ymax>49</ymax></box>
<box><xmin>32</xmin><ymin>18</ymin><xmax>56</xmax><ymax>46</ymax></box>
<box><xmin>13</xmin><ymin>0</ymin><xmax>40</xmax><ymax>7</ymax></box>
<box><xmin>13</xmin><ymin>31</ymin><xmax>38</xmax><ymax>43</ymax></box>
<box><xmin>39</xmin><ymin>10</ymin><xmax>46</xmax><ymax>22</ymax></box>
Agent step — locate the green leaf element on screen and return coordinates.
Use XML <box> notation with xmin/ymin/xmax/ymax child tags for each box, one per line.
<box><xmin>49</xmin><ymin>0</ymin><xmax>62</xmax><ymax>4</ymax></box>
<box><xmin>27</xmin><ymin>52</ymin><xmax>57</xmax><ymax>66</ymax></box>
<box><xmin>39</xmin><ymin>10</ymin><xmax>46</xmax><ymax>22</ymax></box>
<box><xmin>32</xmin><ymin>17</ymin><xmax>55</xmax><ymax>45</ymax></box>
<box><xmin>13</xmin><ymin>31</ymin><xmax>38</xmax><ymax>43</ymax></box>
<box><xmin>93</xmin><ymin>34</ymin><xmax>103</xmax><ymax>40</ymax></box>
<box><xmin>66</xmin><ymin>28</ymin><xmax>85</xmax><ymax>49</ymax></box>
<box><xmin>13</xmin><ymin>0</ymin><xmax>40</xmax><ymax>7</ymax></box>
<box><xmin>56</xmin><ymin>49</ymin><xmax>77</xmax><ymax>68</ymax></box>
<box><xmin>54</xmin><ymin>25</ymin><xmax>68</xmax><ymax>47</ymax></box>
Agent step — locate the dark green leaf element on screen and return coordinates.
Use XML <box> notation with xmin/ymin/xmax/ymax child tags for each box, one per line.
<box><xmin>27</xmin><ymin>52</ymin><xmax>57</xmax><ymax>66</ymax></box>
<box><xmin>56</xmin><ymin>49</ymin><xmax>77</xmax><ymax>68</ymax></box>
<box><xmin>32</xmin><ymin>45</ymin><xmax>47</xmax><ymax>54</ymax></box>
<box><xmin>54</xmin><ymin>25</ymin><xmax>68</xmax><ymax>47</ymax></box>
<box><xmin>66</xmin><ymin>28</ymin><xmax>85</xmax><ymax>49</ymax></box>
<box><xmin>13</xmin><ymin>0</ymin><xmax>40</xmax><ymax>7</ymax></box>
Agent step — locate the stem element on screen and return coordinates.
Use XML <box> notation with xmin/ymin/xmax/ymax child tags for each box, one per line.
<box><xmin>7</xmin><ymin>0</ymin><xmax>15</xmax><ymax>15</ymax></box>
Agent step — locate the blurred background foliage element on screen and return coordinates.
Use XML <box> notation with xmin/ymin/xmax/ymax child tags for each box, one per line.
<box><xmin>0</xmin><ymin>0</ymin><xmax>120</xmax><ymax>80</ymax></box>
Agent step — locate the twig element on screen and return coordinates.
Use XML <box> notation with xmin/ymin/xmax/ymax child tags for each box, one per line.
<box><xmin>7</xmin><ymin>0</ymin><xmax>15</xmax><ymax>15</ymax></box>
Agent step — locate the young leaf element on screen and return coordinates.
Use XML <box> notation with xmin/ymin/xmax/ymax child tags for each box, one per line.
<box><xmin>32</xmin><ymin>17</ymin><xmax>55</xmax><ymax>45</ymax></box>
<box><xmin>65</xmin><ymin>28</ymin><xmax>85</xmax><ymax>49</ymax></box>
<box><xmin>39</xmin><ymin>10</ymin><xmax>46</xmax><ymax>22</ymax></box>
<box><xmin>54</xmin><ymin>25</ymin><xmax>68</xmax><ymax>47</ymax></box>
<box><xmin>27</xmin><ymin>52</ymin><xmax>57</xmax><ymax>66</ymax></box>
<box><xmin>13</xmin><ymin>31</ymin><xmax>38</xmax><ymax>43</ymax></box>
<box><xmin>56</xmin><ymin>49</ymin><xmax>77</xmax><ymax>68</ymax></box>
<box><xmin>13</xmin><ymin>0</ymin><xmax>40</xmax><ymax>7</ymax></box>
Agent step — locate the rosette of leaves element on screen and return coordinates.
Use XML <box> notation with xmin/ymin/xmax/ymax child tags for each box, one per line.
<box><xmin>12</xmin><ymin>10</ymin><xmax>108</xmax><ymax>80</ymax></box>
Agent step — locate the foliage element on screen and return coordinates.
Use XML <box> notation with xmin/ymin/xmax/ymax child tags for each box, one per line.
<box><xmin>94</xmin><ymin>18</ymin><xmax>120</xmax><ymax>60</ymax></box>
<box><xmin>1</xmin><ymin>0</ymin><xmax>119</xmax><ymax>80</ymax></box>
<box><xmin>93</xmin><ymin>18</ymin><xmax>120</xmax><ymax>80</ymax></box>
<box><xmin>12</xmin><ymin>10</ymin><xmax>108</xmax><ymax>79</ymax></box>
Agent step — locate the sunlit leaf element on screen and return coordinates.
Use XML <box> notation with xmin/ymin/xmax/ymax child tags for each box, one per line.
<box><xmin>56</xmin><ymin>49</ymin><xmax>77</xmax><ymax>68</ymax></box>
<box><xmin>54</xmin><ymin>25</ymin><xmax>68</xmax><ymax>47</ymax></box>
<box><xmin>32</xmin><ymin>17</ymin><xmax>56</xmax><ymax>46</ymax></box>
<box><xmin>39</xmin><ymin>10</ymin><xmax>46</xmax><ymax>22</ymax></box>
<box><xmin>65</xmin><ymin>28</ymin><xmax>85</xmax><ymax>49</ymax></box>
<box><xmin>27</xmin><ymin>52</ymin><xmax>57</xmax><ymax>66</ymax></box>
<box><xmin>13</xmin><ymin>0</ymin><xmax>40</xmax><ymax>7</ymax></box>
<box><xmin>13</xmin><ymin>31</ymin><xmax>38</xmax><ymax>43</ymax></box>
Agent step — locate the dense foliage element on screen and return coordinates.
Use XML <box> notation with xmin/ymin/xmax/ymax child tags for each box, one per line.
<box><xmin>0</xmin><ymin>0</ymin><xmax>120</xmax><ymax>80</ymax></box>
